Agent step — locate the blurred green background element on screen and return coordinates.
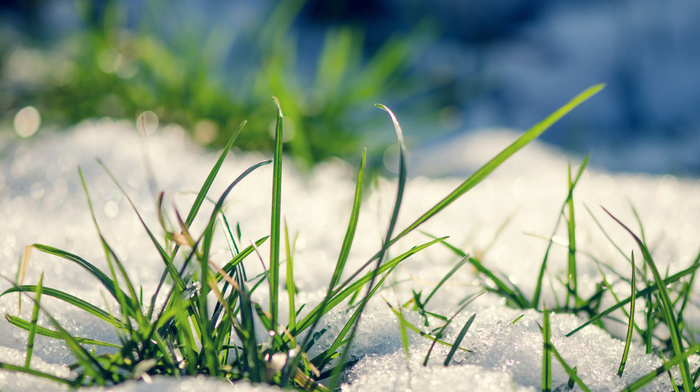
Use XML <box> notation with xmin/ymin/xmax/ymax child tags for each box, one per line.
<box><xmin>0</xmin><ymin>0</ymin><xmax>455</xmax><ymax>169</ymax></box>
<box><xmin>4</xmin><ymin>0</ymin><xmax>700</xmax><ymax>174</ymax></box>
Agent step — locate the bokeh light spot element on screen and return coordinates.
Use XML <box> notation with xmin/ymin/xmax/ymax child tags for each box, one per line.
<box><xmin>137</xmin><ymin>111</ymin><xmax>159</xmax><ymax>136</ymax></box>
<box><xmin>193</xmin><ymin>120</ymin><xmax>219</xmax><ymax>145</ymax></box>
<box><xmin>14</xmin><ymin>106</ymin><xmax>41</xmax><ymax>137</ymax></box>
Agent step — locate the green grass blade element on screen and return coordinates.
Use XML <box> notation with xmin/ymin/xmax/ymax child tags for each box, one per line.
<box><xmin>566</xmin><ymin>261</ymin><xmax>700</xmax><ymax>336</ymax></box>
<box><xmin>618</xmin><ymin>252</ymin><xmax>637</xmax><ymax>377</ymax></box>
<box><xmin>24</xmin><ymin>273</ymin><xmax>43</xmax><ymax>368</ymax></box>
<box><xmin>603</xmin><ymin>207</ymin><xmax>692</xmax><ymax>391</ymax></box>
<box><xmin>214</xmin><ymin>236</ymin><xmax>269</xmax><ymax>282</ymax></box>
<box><xmin>549</xmin><ymin>345</ymin><xmax>592</xmax><ymax>392</ymax></box>
<box><xmin>78</xmin><ymin>167</ymin><xmax>143</xmax><ymax>326</ymax></box>
<box><xmin>185</xmin><ymin>120</ymin><xmax>246</xmax><ymax>228</ymax></box>
<box><xmin>285</xmin><ymin>219</ymin><xmax>297</xmax><ymax>333</ymax></box>
<box><xmin>621</xmin><ymin>343</ymin><xmax>700</xmax><ymax>391</ymax></box>
<box><xmin>391</xmin><ymin>85</ymin><xmax>603</xmax><ymax>246</ymax></box>
<box><xmin>1</xmin><ymin>285</ymin><xmax>121</xmax><ymax>327</ymax></box>
<box><xmin>542</xmin><ymin>309</ymin><xmax>552</xmax><ymax>392</ymax></box>
<box><xmin>282</xmin><ymin>150</ymin><xmax>367</xmax><ymax>386</ymax></box>
<box><xmin>532</xmin><ymin>154</ymin><xmax>590</xmax><ymax>308</ymax></box>
<box><xmin>321</xmin><ymin>263</ymin><xmax>401</xmax><ymax>373</ymax></box>
<box><xmin>293</xmin><ymin>218</ymin><xmax>444</xmax><ymax>331</ymax></box>
<box><xmin>0</xmin><ymin>362</ymin><xmax>75</xmax><ymax>386</ymax></box>
<box><xmin>385</xmin><ymin>303</ymin><xmax>471</xmax><ymax>354</ymax></box>
<box><xmin>270</xmin><ymin>97</ymin><xmax>284</xmax><ymax>331</ymax></box>
<box><xmin>423</xmin><ymin>291</ymin><xmax>483</xmax><ymax>366</ymax></box>
<box><xmin>30</xmin><ymin>244</ymin><xmax>116</xmax><ymax>298</ymax></box>
<box><xmin>423</xmin><ymin>254</ymin><xmax>470</xmax><ymax>308</ymax></box>
<box><xmin>429</xmin><ymin>235</ymin><xmax>529</xmax><ymax>308</ymax></box>
<box><xmin>96</xmin><ymin>159</ymin><xmax>186</xmax><ymax>297</ymax></box>
<box><xmin>5</xmin><ymin>315</ymin><xmax>120</xmax><ymax>348</ymax></box>
<box><xmin>566</xmin><ymin>163</ymin><xmax>578</xmax><ymax>309</ymax></box>
<box><xmin>444</xmin><ymin>313</ymin><xmax>476</xmax><ymax>366</ymax></box>
<box><xmin>330</xmin><ymin>149</ymin><xmax>366</xmax><ymax>291</ymax></box>
<box><xmin>327</xmin><ymin>103</ymin><xmax>408</xmax><ymax>391</ymax></box>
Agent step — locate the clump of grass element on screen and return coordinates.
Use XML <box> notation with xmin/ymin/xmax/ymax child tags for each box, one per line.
<box><xmin>431</xmin><ymin>123</ymin><xmax>700</xmax><ymax>389</ymax></box>
<box><xmin>1</xmin><ymin>85</ymin><xmax>602</xmax><ymax>390</ymax></box>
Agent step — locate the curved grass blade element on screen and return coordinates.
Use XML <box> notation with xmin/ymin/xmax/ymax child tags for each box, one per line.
<box><xmin>444</xmin><ymin>313</ymin><xmax>476</xmax><ymax>366</ymax></box>
<box><xmin>270</xmin><ymin>97</ymin><xmax>284</xmax><ymax>331</ymax></box>
<box><xmin>96</xmin><ymin>159</ymin><xmax>186</xmax><ymax>294</ymax></box>
<box><xmin>1</xmin><ymin>285</ymin><xmax>121</xmax><ymax>327</ymax></box>
<box><xmin>603</xmin><ymin>207</ymin><xmax>693</xmax><ymax>391</ymax></box>
<box><xmin>621</xmin><ymin>343</ymin><xmax>700</xmax><ymax>391</ymax></box>
<box><xmin>617</xmin><ymin>252</ymin><xmax>637</xmax><ymax>377</ymax></box>
<box><xmin>327</xmin><ymin>103</ymin><xmax>408</xmax><ymax>391</ymax></box>
<box><xmin>392</xmin><ymin>85</ymin><xmax>603</xmax><ymax>247</ymax></box>
<box><xmin>78</xmin><ymin>167</ymin><xmax>143</xmax><ymax>326</ymax></box>
<box><xmin>30</xmin><ymin>244</ymin><xmax>116</xmax><ymax>297</ymax></box>
<box><xmin>5</xmin><ymin>315</ymin><xmax>120</xmax><ymax>348</ymax></box>
<box><xmin>0</xmin><ymin>362</ymin><xmax>75</xmax><ymax>386</ymax></box>
<box><xmin>24</xmin><ymin>273</ymin><xmax>43</xmax><ymax>368</ymax></box>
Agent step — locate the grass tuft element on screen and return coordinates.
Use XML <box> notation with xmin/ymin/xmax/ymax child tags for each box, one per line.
<box><xmin>0</xmin><ymin>85</ymin><xmax>622</xmax><ymax>390</ymax></box>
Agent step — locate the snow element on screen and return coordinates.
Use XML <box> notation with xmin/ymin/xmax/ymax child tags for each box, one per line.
<box><xmin>1</xmin><ymin>119</ymin><xmax>700</xmax><ymax>391</ymax></box>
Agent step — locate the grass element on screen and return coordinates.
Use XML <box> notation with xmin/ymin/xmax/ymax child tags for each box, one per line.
<box><xmin>2</xmin><ymin>0</ymin><xmax>438</xmax><ymax>167</ymax></box>
<box><xmin>4</xmin><ymin>82</ymin><xmax>699</xmax><ymax>391</ymax></box>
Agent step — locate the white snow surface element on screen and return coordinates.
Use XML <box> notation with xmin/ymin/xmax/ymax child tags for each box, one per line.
<box><xmin>1</xmin><ymin>120</ymin><xmax>700</xmax><ymax>391</ymax></box>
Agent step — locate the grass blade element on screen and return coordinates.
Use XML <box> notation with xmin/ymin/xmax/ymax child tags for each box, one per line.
<box><xmin>24</xmin><ymin>273</ymin><xmax>43</xmax><ymax>368</ymax></box>
<box><xmin>282</xmin><ymin>150</ymin><xmax>367</xmax><ymax>386</ymax></box>
<box><xmin>423</xmin><ymin>254</ymin><xmax>470</xmax><ymax>308</ymax></box>
<box><xmin>549</xmin><ymin>345</ymin><xmax>592</xmax><ymax>392</ymax></box>
<box><xmin>285</xmin><ymin>219</ymin><xmax>297</xmax><ymax>333</ymax></box>
<box><xmin>327</xmin><ymin>103</ymin><xmax>408</xmax><ymax>390</ymax></box>
<box><xmin>444</xmin><ymin>313</ymin><xmax>476</xmax><ymax>366</ymax></box>
<box><xmin>617</xmin><ymin>252</ymin><xmax>637</xmax><ymax>377</ymax></box>
<box><xmin>567</xmin><ymin>261</ymin><xmax>700</xmax><ymax>337</ymax></box>
<box><xmin>0</xmin><ymin>362</ymin><xmax>74</xmax><ymax>386</ymax></box>
<box><xmin>542</xmin><ymin>309</ymin><xmax>552</xmax><ymax>392</ymax></box>
<box><xmin>423</xmin><ymin>291</ymin><xmax>483</xmax><ymax>366</ymax></box>
<box><xmin>1</xmin><ymin>285</ymin><xmax>122</xmax><ymax>328</ymax></box>
<box><xmin>386</xmin><ymin>303</ymin><xmax>471</xmax><ymax>353</ymax></box>
<box><xmin>5</xmin><ymin>315</ymin><xmax>120</xmax><ymax>348</ymax></box>
<box><xmin>566</xmin><ymin>163</ymin><xmax>578</xmax><ymax>308</ymax></box>
<box><xmin>621</xmin><ymin>343</ymin><xmax>700</xmax><ymax>391</ymax></box>
<box><xmin>185</xmin><ymin>120</ymin><xmax>246</xmax><ymax>228</ymax></box>
<box><xmin>603</xmin><ymin>207</ymin><xmax>693</xmax><ymax>391</ymax></box>
<box><xmin>429</xmin><ymin>235</ymin><xmax>529</xmax><ymax>308</ymax></box>
<box><xmin>392</xmin><ymin>85</ymin><xmax>603</xmax><ymax>246</ymax></box>
<box><xmin>532</xmin><ymin>154</ymin><xmax>590</xmax><ymax>308</ymax></box>
<box><xmin>270</xmin><ymin>97</ymin><xmax>284</xmax><ymax>331</ymax></box>
<box><xmin>30</xmin><ymin>244</ymin><xmax>116</xmax><ymax>298</ymax></box>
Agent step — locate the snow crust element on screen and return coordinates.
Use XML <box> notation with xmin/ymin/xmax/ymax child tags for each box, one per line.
<box><xmin>1</xmin><ymin>120</ymin><xmax>699</xmax><ymax>391</ymax></box>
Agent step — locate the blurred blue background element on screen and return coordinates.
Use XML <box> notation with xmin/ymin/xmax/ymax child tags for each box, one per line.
<box><xmin>1</xmin><ymin>0</ymin><xmax>699</xmax><ymax>175</ymax></box>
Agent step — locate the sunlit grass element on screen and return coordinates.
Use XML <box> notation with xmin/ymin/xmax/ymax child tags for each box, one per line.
<box><xmin>8</xmin><ymin>84</ymin><xmax>699</xmax><ymax>391</ymax></box>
